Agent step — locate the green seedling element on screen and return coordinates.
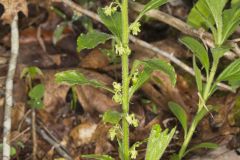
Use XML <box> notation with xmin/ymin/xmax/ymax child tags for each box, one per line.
<box><xmin>55</xmin><ymin>0</ymin><xmax>177</xmax><ymax>159</ymax></box>
<box><xmin>21</xmin><ymin>66</ymin><xmax>45</xmax><ymax>160</ymax></box>
<box><xmin>169</xmin><ymin>0</ymin><xmax>240</xmax><ymax>159</ymax></box>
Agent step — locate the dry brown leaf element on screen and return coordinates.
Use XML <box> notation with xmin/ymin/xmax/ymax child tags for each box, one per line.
<box><xmin>0</xmin><ymin>0</ymin><xmax>28</xmax><ymax>24</ymax></box>
<box><xmin>70</xmin><ymin>122</ymin><xmax>97</xmax><ymax>147</ymax></box>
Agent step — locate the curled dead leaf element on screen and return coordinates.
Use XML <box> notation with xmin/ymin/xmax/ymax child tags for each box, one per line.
<box><xmin>0</xmin><ymin>0</ymin><xmax>28</xmax><ymax>24</ymax></box>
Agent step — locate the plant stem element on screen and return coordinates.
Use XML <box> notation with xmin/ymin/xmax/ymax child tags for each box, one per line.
<box><xmin>203</xmin><ymin>60</ymin><xmax>218</xmax><ymax>101</ymax></box>
<box><xmin>178</xmin><ymin>114</ymin><xmax>200</xmax><ymax>159</ymax></box>
<box><xmin>121</xmin><ymin>0</ymin><xmax>130</xmax><ymax>159</ymax></box>
<box><xmin>178</xmin><ymin>60</ymin><xmax>219</xmax><ymax>159</ymax></box>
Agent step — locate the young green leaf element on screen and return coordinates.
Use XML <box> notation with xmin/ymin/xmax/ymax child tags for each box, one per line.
<box><xmin>187</xmin><ymin>0</ymin><xmax>214</xmax><ymax>29</ymax></box>
<box><xmin>77</xmin><ymin>30</ymin><xmax>112</xmax><ymax>52</ymax></box>
<box><xmin>98</xmin><ymin>8</ymin><xmax>122</xmax><ymax>40</ymax></box>
<box><xmin>82</xmin><ymin>154</ymin><xmax>114</xmax><ymax>160</ymax></box>
<box><xmin>136</xmin><ymin>0</ymin><xmax>168</xmax><ymax>21</ymax></box>
<box><xmin>102</xmin><ymin>110</ymin><xmax>122</xmax><ymax>124</ymax></box>
<box><xmin>53</xmin><ymin>22</ymin><xmax>67</xmax><ymax>45</ymax></box>
<box><xmin>168</xmin><ymin>102</ymin><xmax>188</xmax><ymax>138</ymax></box>
<box><xmin>55</xmin><ymin>70</ymin><xmax>114</xmax><ymax>93</ymax></box>
<box><xmin>193</xmin><ymin>56</ymin><xmax>203</xmax><ymax>93</ymax></box>
<box><xmin>129</xmin><ymin>59</ymin><xmax>176</xmax><ymax>98</ymax></box>
<box><xmin>184</xmin><ymin>142</ymin><xmax>218</xmax><ymax>157</ymax></box>
<box><xmin>28</xmin><ymin>84</ymin><xmax>45</xmax><ymax>100</ymax></box>
<box><xmin>180</xmin><ymin>36</ymin><xmax>209</xmax><ymax>74</ymax></box>
<box><xmin>20</xmin><ymin>66</ymin><xmax>43</xmax><ymax>79</ymax></box>
<box><xmin>28</xmin><ymin>99</ymin><xmax>44</xmax><ymax>109</ymax></box>
<box><xmin>145</xmin><ymin>124</ymin><xmax>176</xmax><ymax>160</ymax></box>
<box><xmin>216</xmin><ymin>59</ymin><xmax>240</xmax><ymax>86</ymax></box>
<box><xmin>205</xmin><ymin>0</ymin><xmax>228</xmax><ymax>31</ymax></box>
<box><xmin>222</xmin><ymin>7</ymin><xmax>240</xmax><ymax>44</ymax></box>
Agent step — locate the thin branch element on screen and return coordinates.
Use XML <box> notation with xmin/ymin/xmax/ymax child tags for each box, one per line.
<box><xmin>129</xmin><ymin>1</ymin><xmax>239</xmax><ymax>60</ymax></box>
<box><xmin>51</xmin><ymin>0</ymin><xmax>233</xmax><ymax>92</ymax></box>
<box><xmin>32</xmin><ymin>109</ymin><xmax>37</xmax><ymax>160</ymax></box>
<box><xmin>25</xmin><ymin>118</ymin><xmax>73</xmax><ymax>160</ymax></box>
<box><xmin>3</xmin><ymin>15</ymin><xmax>19</xmax><ymax>160</ymax></box>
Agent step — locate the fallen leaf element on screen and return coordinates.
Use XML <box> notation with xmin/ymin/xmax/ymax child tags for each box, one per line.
<box><xmin>0</xmin><ymin>0</ymin><xmax>28</xmax><ymax>24</ymax></box>
<box><xmin>70</xmin><ymin>122</ymin><xmax>97</xmax><ymax>147</ymax></box>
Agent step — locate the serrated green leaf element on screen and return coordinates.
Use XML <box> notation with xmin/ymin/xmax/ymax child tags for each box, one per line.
<box><xmin>193</xmin><ymin>56</ymin><xmax>203</xmax><ymax>93</ymax></box>
<box><xmin>129</xmin><ymin>59</ymin><xmax>176</xmax><ymax>98</ymax></box>
<box><xmin>205</xmin><ymin>0</ymin><xmax>227</xmax><ymax>31</ymax></box>
<box><xmin>29</xmin><ymin>84</ymin><xmax>44</xmax><ymax>99</ymax></box>
<box><xmin>180</xmin><ymin>36</ymin><xmax>209</xmax><ymax>74</ymax></box>
<box><xmin>168</xmin><ymin>102</ymin><xmax>188</xmax><ymax>138</ymax></box>
<box><xmin>222</xmin><ymin>7</ymin><xmax>240</xmax><ymax>43</ymax></box>
<box><xmin>184</xmin><ymin>142</ymin><xmax>218</xmax><ymax>157</ymax></box>
<box><xmin>217</xmin><ymin>59</ymin><xmax>240</xmax><ymax>86</ymax></box>
<box><xmin>77</xmin><ymin>30</ymin><xmax>112</xmax><ymax>52</ymax></box>
<box><xmin>187</xmin><ymin>0</ymin><xmax>214</xmax><ymax>29</ymax></box>
<box><xmin>98</xmin><ymin>8</ymin><xmax>122</xmax><ymax>40</ymax></box>
<box><xmin>102</xmin><ymin>110</ymin><xmax>122</xmax><ymax>124</ymax></box>
<box><xmin>136</xmin><ymin>0</ymin><xmax>168</xmax><ymax>21</ymax></box>
<box><xmin>145</xmin><ymin>124</ymin><xmax>176</xmax><ymax>160</ymax></box>
<box><xmin>81</xmin><ymin>154</ymin><xmax>114</xmax><ymax>160</ymax></box>
<box><xmin>55</xmin><ymin>70</ymin><xmax>114</xmax><ymax>93</ymax></box>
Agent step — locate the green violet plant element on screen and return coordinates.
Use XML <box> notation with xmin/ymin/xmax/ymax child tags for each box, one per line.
<box><xmin>55</xmin><ymin>0</ymin><xmax>177</xmax><ymax>159</ymax></box>
<box><xmin>169</xmin><ymin>0</ymin><xmax>240</xmax><ymax>159</ymax></box>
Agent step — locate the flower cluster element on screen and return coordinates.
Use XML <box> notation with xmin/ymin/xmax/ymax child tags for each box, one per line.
<box><xmin>126</xmin><ymin>113</ymin><xmax>139</xmax><ymax>127</ymax></box>
<box><xmin>103</xmin><ymin>3</ymin><xmax>117</xmax><ymax>16</ymax></box>
<box><xmin>130</xmin><ymin>142</ymin><xmax>141</xmax><ymax>159</ymax></box>
<box><xmin>108</xmin><ymin>124</ymin><xmax>121</xmax><ymax>141</ymax></box>
<box><xmin>115</xmin><ymin>43</ymin><xmax>131</xmax><ymax>56</ymax></box>
<box><xmin>129</xmin><ymin>22</ymin><xmax>141</xmax><ymax>36</ymax></box>
<box><xmin>132</xmin><ymin>69</ymin><xmax>139</xmax><ymax>84</ymax></box>
<box><xmin>112</xmin><ymin>82</ymin><xmax>122</xmax><ymax>104</ymax></box>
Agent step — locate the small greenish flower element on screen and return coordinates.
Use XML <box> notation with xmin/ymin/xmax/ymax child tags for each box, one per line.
<box><xmin>103</xmin><ymin>3</ymin><xmax>117</xmax><ymax>16</ymax></box>
<box><xmin>130</xmin><ymin>142</ymin><xmax>141</xmax><ymax>159</ymax></box>
<box><xmin>112</xmin><ymin>82</ymin><xmax>122</xmax><ymax>104</ymax></box>
<box><xmin>108</xmin><ymin>125</ymin><xmax>120</xmax><ymax>141</ymax></box>
<box><xmin>115</xmin><ymin>43</ymin><xmax>125</xmax><ymax>55</ymax></box>
<box><xmin>113</xmin><ymin>82</ymin><xmax>121</xmax><ymax>92</ymax></box>
<box><xmin>113</xmin><ymin>93</ymin><xmax>122</xmax><ymax>104</ymax></box>
<box><xmin>129</xmin><ymin>22</ymin><xmax>141</xmax><ymax>36</ymax></box>
<box><xmin>130</xmin><ymin>149</ymin><xmax>138</xmax><ymax>159</ymax></box>
<box><xmin>115</xmin><ymin>43</ymin><xmax>131</xmax><ymax>56</ymax></box>
<box><xmin>126</xmin><ymin>114</ymin><xmax>139</xmax><ymax>127</ymax></box>
<box><xmin>132</xmin><ymin>70</ymin><xmax>139</xmax><ymax>84</ymax></box>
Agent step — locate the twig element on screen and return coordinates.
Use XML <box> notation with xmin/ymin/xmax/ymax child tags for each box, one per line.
<box><xmin>129</xmin><ymin>1</ymin><xmax>239</xmax><ymax>60</ymax></box>
<box><xmin>32</xmin><ymin>109</ymin><xmax>37</xmax><ymax>160</ymax></box>
<box><xmin>51</xmin><ymin>0</ymin><xmax>233</xmax><ymax>92</ymax></box>
<box><xmin>2</xmin><ymin>15</ymin><xmax>19</xmax><ymax>160</ymax></box>
<box><xmin>25</xmin><ymin>118</ymin><xmax>73</xmax><ymax>160</ymax></box>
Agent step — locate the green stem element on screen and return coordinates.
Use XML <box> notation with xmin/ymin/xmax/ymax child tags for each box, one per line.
<box><xmin>121</xmin><ymin>0</ymin><xmax>130</xmax><ymax>159</ymax></box>
<box><xmin>178</xmin><ymin>60</ymin><xmax>219</xmax><ymax>159</ymax></box>
<box><xmin>178</xmin><ymin>117</ymin><xmax>198</xmax><ymax>159</ymax></box>
<box><xmin>203</xmin><ymin>60</ymin><xmax>219</xmax><ymax>101</ymax></box>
